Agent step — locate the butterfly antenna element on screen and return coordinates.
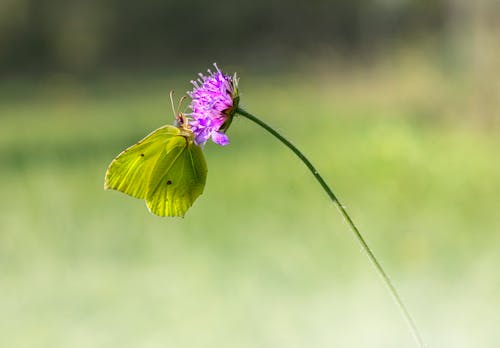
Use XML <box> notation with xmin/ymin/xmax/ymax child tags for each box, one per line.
<box><xmin>169</xmin><ymin>90</ymin><xmax>177</xmax><ymax>116</ymax></box>
<box><xmin>177</xmin><ymin>96</ymin><xmax>187</xmax><ymax>115</ymax></box>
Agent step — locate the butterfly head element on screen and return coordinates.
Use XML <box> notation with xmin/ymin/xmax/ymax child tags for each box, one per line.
<box><xmin>175</xmin><ymin>112</ymin><xmax>191</xmax><ymax>132</ymax></box>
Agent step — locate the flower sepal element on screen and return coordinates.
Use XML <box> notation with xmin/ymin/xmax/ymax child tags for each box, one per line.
<box><xmin>219</xmin><ymin>73</ymin><xmax>239</xmax><ymax>133</ymax></box>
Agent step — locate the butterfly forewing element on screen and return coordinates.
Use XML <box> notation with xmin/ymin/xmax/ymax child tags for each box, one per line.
<box><xmin>146</xmin><ymin>136</ymin><xmax>207</xmax><ymax>217</ymax></box>
<box><xmin>104</xmin><ymin>125</ymin><xmax>182</xmax><ymax>199</ymax></box>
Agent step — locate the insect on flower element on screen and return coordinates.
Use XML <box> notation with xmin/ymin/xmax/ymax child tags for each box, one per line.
<box><xmin>104</xmin><ymin>91</ymin><xmax>207</xmax><ymax>217</ymax></box>
<box><xmin>104</xmin><ymin>63</ymin><xmax>426</xmax><ymax>348</ymax></box>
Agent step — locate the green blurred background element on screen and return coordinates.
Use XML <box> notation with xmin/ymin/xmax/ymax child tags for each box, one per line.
<box><xmin>1</xmin><ymin>1</ymin><xmax>499</xmax><ymax>347</ymax></box>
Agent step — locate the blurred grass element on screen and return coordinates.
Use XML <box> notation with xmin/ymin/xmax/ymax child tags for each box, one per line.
<box><xmin>0</xmin><ymin>61</ymin><xmax>499</xmax><ymax>348</ymax></box>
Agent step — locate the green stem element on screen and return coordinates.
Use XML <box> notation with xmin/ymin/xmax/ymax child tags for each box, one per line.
<box><xmin>236</xmin><ymin>107</ymin><xmax>425</xmax><ymax>348</ymax></box>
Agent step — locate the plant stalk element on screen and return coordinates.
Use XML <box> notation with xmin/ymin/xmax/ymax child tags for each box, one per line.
<box><xmin>235</xmin><ymin>107</ymin><xmax>425</xmax><ymax>348</ymax></box>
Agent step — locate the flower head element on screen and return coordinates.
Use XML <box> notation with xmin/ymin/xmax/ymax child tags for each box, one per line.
<box><xmin>188</xmin><ymin>63</ymin><xmax>239</xmax><ymax>146</ymax></box>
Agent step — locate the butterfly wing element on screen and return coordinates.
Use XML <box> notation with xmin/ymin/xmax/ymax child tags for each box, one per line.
<box><xmin>146</xmin><ymin>135</ymin><xmax>207</xmax><ymax>217</ymax></box>
<box><xmin>105</xmin><ymin>124</ymin><xmax>208</xmax><ymax>217</ymax></box>
<box><xmin>104</xmin><ymin>125</ymin><xmax>181</xmax><ymax>199</ymax></box>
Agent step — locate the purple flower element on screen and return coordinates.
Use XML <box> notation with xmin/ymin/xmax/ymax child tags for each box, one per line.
<box><xmin>187</xmin><ymin>63</ymin><xmax>239</xmax><ymax>146</ymax></box>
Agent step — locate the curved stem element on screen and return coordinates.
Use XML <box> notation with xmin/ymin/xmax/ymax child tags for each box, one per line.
<box><xmin>236</xmin><ymin>107</ymin><xmax>425</xmax><ymax>348</ymax></box>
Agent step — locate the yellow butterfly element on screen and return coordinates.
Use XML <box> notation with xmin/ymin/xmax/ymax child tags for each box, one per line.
<box><xmin>104</xmin><ymin>94</ymin><xmax>207</xmax><ymax>217</ymax></box>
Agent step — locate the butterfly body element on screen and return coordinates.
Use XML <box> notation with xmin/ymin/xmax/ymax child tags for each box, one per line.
<box><xmin>105</xmin><ymin>125</ymin><xmax>207</xmax><ymax>217</ymax></box>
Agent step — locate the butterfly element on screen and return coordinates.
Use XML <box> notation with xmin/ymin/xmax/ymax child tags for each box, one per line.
<box><xmin>104</xmin><ymin>93</ymin><xmax>207</xmax><ymax>217</ymax></box>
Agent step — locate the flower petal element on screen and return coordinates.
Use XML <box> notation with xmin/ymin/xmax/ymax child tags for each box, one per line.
<box><xmin>212</xmin><ymin>132</ymin><xmax>229</xmax><ymax>146</ymax></box>
<box><xmin>186</xmin><ymin>64</ymin><xmax>236</xmax><ymax>146</ymax></box>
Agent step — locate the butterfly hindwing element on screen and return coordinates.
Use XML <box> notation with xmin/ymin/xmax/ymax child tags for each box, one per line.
<box><xmin>146</xmin><ymin>135</ymin><xmax>207</xmax><ymax>217</ymax></box>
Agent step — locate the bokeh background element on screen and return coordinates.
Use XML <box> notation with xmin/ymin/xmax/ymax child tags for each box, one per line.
<box><xmin>1</xmin><ymin>1</ymin><xmax>499</xmax><ymax>347</ymax></box>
